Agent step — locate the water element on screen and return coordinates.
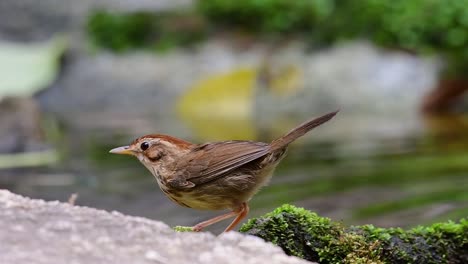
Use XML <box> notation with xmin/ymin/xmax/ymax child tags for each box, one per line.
<box><xmin>1</xmin><ymin>110</ymin><xmax>467</xmax><ymax>233</ymax></box>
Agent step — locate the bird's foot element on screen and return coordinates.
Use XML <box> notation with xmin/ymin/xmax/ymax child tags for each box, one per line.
<box><xmin>192</xmin><ymin>224</ymin><xmax>204</xmax><ymax>232</ymax></box>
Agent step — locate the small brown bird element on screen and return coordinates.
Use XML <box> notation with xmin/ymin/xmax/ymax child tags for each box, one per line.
<box><xmin>110</xmin><ymin>111</ymin><xmax>338</xmax><ymax>232</ymax></box>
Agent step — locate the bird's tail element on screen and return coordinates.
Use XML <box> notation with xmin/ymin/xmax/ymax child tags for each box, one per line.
<box><xmin>269</xmin><ymin>110</ymin><xmax>338</xmax><ymax>151</ymax></box>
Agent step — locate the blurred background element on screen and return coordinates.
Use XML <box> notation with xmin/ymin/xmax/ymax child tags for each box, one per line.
<box><xmin>1</xmin><ymin>0</ymin><xmax>467</xmax><ymax>233</ymax></box>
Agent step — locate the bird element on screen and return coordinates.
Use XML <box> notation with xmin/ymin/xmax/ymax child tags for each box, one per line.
<box><xmin>109</xmin><ymin>110</ymin><xmax>338</xmax><ymax>232</ymax></box>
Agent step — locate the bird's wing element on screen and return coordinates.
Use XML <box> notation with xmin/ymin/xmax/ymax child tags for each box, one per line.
<box><xmin>167</xmin><ymin>141</ymin><xmax>270</xmax><ymax>189</ymax></box>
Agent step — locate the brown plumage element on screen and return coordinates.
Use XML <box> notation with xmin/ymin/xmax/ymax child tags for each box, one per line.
<box><xmin>110</xmin><ymin>111</ymin><xmax>338</xmax><ymax>232</ymax></box>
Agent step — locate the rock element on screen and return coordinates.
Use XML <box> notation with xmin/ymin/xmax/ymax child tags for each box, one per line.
<box><xmin>0</xmin><ymin>190</ymin><xmax>312</xmax><ymax>264</ymax></box>
<box><xmin>0</xmin><ymin>97</ymin><xmax>45</xmax><ymax>153</ymax></box>
<box><xmin>36</xmin><ymin>41</ymin><xmax>267</xmax><ymax>137</ymax></box>
<box><xmin>241</xmin><ymin>204</ymin><xmax>468</xmax><ymax>264</ymax></box>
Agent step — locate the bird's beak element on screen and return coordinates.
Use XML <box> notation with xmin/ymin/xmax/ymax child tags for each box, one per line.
<box><xmin>109</xmin><ymin>146</ymin><xmax>134</xmax><ymax>155</ymax></box>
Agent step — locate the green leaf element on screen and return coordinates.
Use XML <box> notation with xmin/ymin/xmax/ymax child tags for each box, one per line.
<box><xmin>0</xmin><ymin>36</ymin><xmax>67</xmax><ymax>98</ymax></box>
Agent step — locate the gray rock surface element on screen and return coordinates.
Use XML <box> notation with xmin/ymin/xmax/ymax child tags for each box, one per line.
<box><xmin>0</xmin><ymin>190</ymin><xmax>311</xmax><ymax>264</ymax></box>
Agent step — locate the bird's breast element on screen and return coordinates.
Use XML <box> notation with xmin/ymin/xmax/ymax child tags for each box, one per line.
<box><xmin>160</xmin><ymin>186</ymin><xmax>233</xmax><ymax>210</ymax></box>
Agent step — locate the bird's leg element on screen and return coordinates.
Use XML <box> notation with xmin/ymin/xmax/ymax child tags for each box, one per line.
<box><xmin>223</xmin><ymin>202</ymin><xmax>249</xmax><ymax>232</ymax></box>
<box><xmin>191</xmin><ymin>202</ymin><xmax>250</xmax><ymax>232</ymax></box>
<box><xmin>192</xmin><ymin>211</ymin><xmax>238</xmax><ymax>232</ymax></box>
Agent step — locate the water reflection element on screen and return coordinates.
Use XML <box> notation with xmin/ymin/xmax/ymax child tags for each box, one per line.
<box><xmin>1</xmin><ymin>111</ymin><xmax>467</xmax><ymax>233</ymax></box>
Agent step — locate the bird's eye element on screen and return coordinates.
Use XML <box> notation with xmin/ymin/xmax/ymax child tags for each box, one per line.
<box><xmin>140</xmin><ymin>142</ymin><xmax>149</xmax><ymax>151</ymax></box>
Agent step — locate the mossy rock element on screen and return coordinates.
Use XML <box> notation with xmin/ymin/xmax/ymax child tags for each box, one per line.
<box><xmin>240</xmin><ymin>204</ymin><xmax>467</xmax><ymax>264</ymax></box>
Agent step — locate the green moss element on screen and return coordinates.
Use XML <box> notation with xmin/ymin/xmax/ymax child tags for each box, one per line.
<box><xmin>198</xmin><ymin>0</ymin><xmax>468</xmax><ymax>51</ymax></box>
<box><xmin>87</xmin><ymin>10</ymin><xmax>206</xmax><ymax>52</ymax></box>
<box><xmin>241</xmin><ymin>204</ymin><xmax>342</xmax><ymax>260</ymax></box>
<box><xmin>87</xmin><ymin>11</ymin><xmax>155</xmax><ymax>51</ymax></box>
<box><xmin>197</xmin><ymin>0</ymin><xmax>334</xmax><ymax>33</ymax></box>
<box><xmin>173</xmin><ymin>225</ymin><xmax>194</xmax><ymax>232</ymax></box>
<box><xmin>241</xmin><ymin>204</ymin><xmax>468</xmax><ymax>264</ymax></box>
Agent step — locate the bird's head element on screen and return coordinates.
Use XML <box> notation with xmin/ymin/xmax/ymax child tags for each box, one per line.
<box><xmin>109</xmin><ymin>134</ymin><xmax>193</xmax><ymax>170</ymax></box>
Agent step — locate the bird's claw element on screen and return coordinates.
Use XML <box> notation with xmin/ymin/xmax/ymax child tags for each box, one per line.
<box><xmin>192</xmin><ymin>225</ymin><xmax>203</xmax><ymax>232</ymax></box>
